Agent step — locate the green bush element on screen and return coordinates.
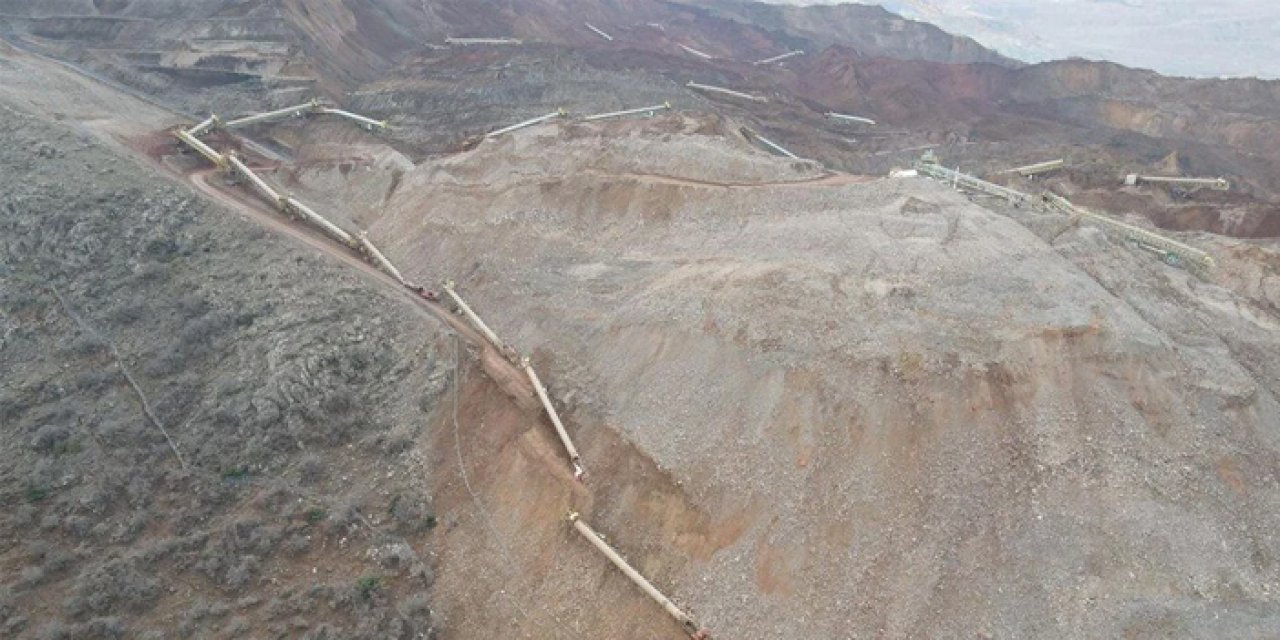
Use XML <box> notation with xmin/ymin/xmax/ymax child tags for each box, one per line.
<box><xmin>220</xmin><ymin>466</ymin><xmax>249</xmax><ymax>481</ymax></box>
<box><xmin>355</xmin><ymin>575</ymin><xmax>380</xmax><ymax>600</ymax></box>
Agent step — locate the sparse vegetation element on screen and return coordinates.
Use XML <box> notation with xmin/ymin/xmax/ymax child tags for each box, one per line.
<box><xmin>0</xmin><ymin>107</ymin><xmax>442</xmax><ymax>637</ymax></box>
<box><xmin>355</xmin><ymin>575</ymin><xmax>381</xmax><ymax>600</ymax></box>
<box><xmin>220</xmin><ymin>466</ymin><xmax>250</xmax><ymax>480</ymax></box>
<box><xmin>24</xmin><ymin>485</ymin><xmax>49</xmax><ymax>503</ymax></box>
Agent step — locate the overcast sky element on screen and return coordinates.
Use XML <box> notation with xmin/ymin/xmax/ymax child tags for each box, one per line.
<box><xmin>752</xmin><ymin>0</ymin><xmax>1280</xmax><ymax>78</ymax></box>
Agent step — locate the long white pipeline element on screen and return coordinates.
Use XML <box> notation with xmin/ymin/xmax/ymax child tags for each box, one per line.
<box><xmin>581</xmin><ymin>102</ymin><xmax>671</xmax><ymax>122</ymax></box>
<box><xmin>188</xmin><ymin>114</ymin><xmax>221</xmax><ymax>137</ymax></box>
<box><xmin>686</xmin><ymin>81</ymin><xmax>767</xmax><ymax>103</ymax></box>
<box><xmin>283</xmin><ymin>196</ymin><xmax>357</xmax><ymax>248</ymax></box>
<box><xmin>357</xmin><ymin>232</ymin><xmax>405</xmax><ymax>284</ymax></box>
<box><xmin>523</xmin><ymin>359</ymin><xmax>583</xmax><ymax>477</ymax></box>
<box><xmin>224</xmin><ymin>100</ymin><xmax>320</xmax><ymax>129</ymax></box>
<box><xmin>1042</xmin><ymin>193</ymin><xmax>1215</xmax><ymax>269</ymax></box>
<box><xmin>567</xmin><ymin>513</ymin><xmax>707</xmax><ymax>638</ymax></box>
<box><xmin>174</xmin><ymin>128</ymin><xmax>226</xmax><ymax>169</ymax></box>
<box><xmin>226</xmin><ymin>154</ymin><xmax>285</xmax><ymax>208</ymax></box>
<box><xmin>442</xmin><ymin>282</ymin><xmax>508</xmax><ymax>353</ymax></box>
<box><xmin>754</xmin><ymin>50</ymin><xmax>803</xmax><ymax>65</ymax></box>
<box><xmin>996</xmin><ymin>159</ymin><xmax>1064</xmax><ymax>177</ymax></box>
<box><xmin>585</xmin><ymin>22</ymin><xmax>613</xmax><ymax>41</ymax></box>
<box><xmin>486</xmin><ymin>109</ymin><xmax>566</xmax><ymax>138</ymax></box>
<box><xmin>1129</xmin><ymin>175</ymin><xmax>1230</xmax><ymax>191</ymax></box>
<box><xmin>446</xmin><ymin>37</ymin><xmax>522</xmax><ymax>46</ymax></box>
<box><xmin>678</xmin><ymin>44</ymin><xmax>714</xmax><ymax>60</ymax></box>
<box><xmin>915</xmin><ymin>159</ymin><xmax>1032</xmax><ymax>205</ymax></box>
<box><xmin>743</xmin><ymin>127</ymin><xmax>798</xmax><ymax>159</ymax></box>
<box><xmin>825</xmin><ymin>112</ymin><xmax>877</xmax><ymax>126</ymax></box>
<box><xmin>318</xmin><ymin>107</ymin><xmax>387</xmax><ymax>131</ymax></box>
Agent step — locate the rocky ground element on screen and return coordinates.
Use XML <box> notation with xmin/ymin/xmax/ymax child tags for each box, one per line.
<box><xmin>1</xmin><ymin>2</ymin><xmax>1278</xmax><ymax>639</ymax></box>
<box><xmin>346</xmin><ymin>117</ymin><xmax>1280</xmax><ymax>638</ymax></box>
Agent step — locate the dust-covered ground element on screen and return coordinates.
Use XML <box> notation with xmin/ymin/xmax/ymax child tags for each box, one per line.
<box><xmin>281</xmin><ymin>117</ymin><xmax>1280</xmax><ymax>639</ymax></box>
<box><xmin>0</xmin><ymin>102</ymin><xmax>450</xmax><ymax>638</ymax></box>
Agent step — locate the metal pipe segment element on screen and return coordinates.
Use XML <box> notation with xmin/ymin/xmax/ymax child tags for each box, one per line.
<box><xmin>357</xmin><ymin>232</ymin><xmax>405</xmax><ymax>284</ymax></box>
<box><xmin>581</xmin><ymin>102</ymin><xmax>671</xmax><ymax>122</ymax></box>
<box><xmin>174</xmin><ymin>128</ymin><xmax>227</xmax><ymax>169</ymax></box>
<box><xmin>442</xmin><ymin>282</ymin><xmax>508</xmax><ymax>353</ymax></box>
<box><xmin>686</xmin><ymin>81</ymin><xmax>767</xmax><ymax>103</ymax></box>
<box><xmin>743</xmin><ymin>127</ymin><xmax>799</xmax><ymax>159</ymax></box>
<box><xmin>446</xmin><ymin>37</ymin><xmax>523</xmax><ymax>45</ymax></box>
<box><xmin>486</xmin><ymin>109</ymin><xmax>567</xmax><ymax>138</ymax></box>
<box><xmin>915</xmin><ymin>157</ymin><xmax>1032</xmax><ymax>205</ymax></box>
<box><xmin>522</xmin><ymin>359</ymin><xmax>583</xmax><ymax>478</ymax></box>
<box><xmin>317</xmin><ymin>107</ymin><xmax>388</xmax><ymax>131</ymax></box>
<box><xmin>1042</xmin><ymin>193</ymin><xmax>1215</xmax><ymax>269</ymax></box>
<box><xmin>188</xmin><ymin>114</ymin><xmax>221</xmax><ymax>137</ymax></box>
<box><xmin>224</xmin><ymin>99</ymin><xmax>321</xmax><ymax>129</ymax></box>
<box><xmin>678</xmin><ymin>44</ymin><xmax>714</xmax><ymax>60</ymax></box>
<box><xmin>226</xmin><ymin>154</ymin><xmax>284</xmax><ymax>207</ymax></box>
<box><xmin>567</xmin><ymin>512</ymin><xmax>708</xmax><ymax>638</ymax></box>
<box><xmin>1126</xmin><ymin>174</ymin><xmax>1230</xmax><ymax>191</ymax></box>
<box><xmin>283</xmin><ymin>196</ymin><xmax>357</xmax><ymax>248</ymax></box>
<box><xmin>825</xmin><ymin>112</ymin><xmax>877</xmax><ymax>126</ymax></box>
<box><xmin>754</xmin><ymin>50</ymin><xmax>803</xmax><ymax>65</ymax></box>
<box><xmin>996</xmin><ymin>159</ymin><xmax>1065</xmax><ymax>177</ymax></box>
<box><xmin>585</xmin><ymin>22</ymin><xmax>613</xmax><ymax>41</ymax></box>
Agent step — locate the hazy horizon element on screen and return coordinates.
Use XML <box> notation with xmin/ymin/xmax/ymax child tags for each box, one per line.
<box><xmin>753</xmin><ymin>0</ymin><xmax>1280</xmax><ymax>79</ymax></box>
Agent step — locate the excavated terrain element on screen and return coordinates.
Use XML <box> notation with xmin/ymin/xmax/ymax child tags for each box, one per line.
<box><xmin>328</xmin><ymin>119</ymin><xmax>1277</xmax><ymax>638</ymax></box>
<box><xmin>2</xmin><ymin>1</ymin><xmax>1280</xmax><ymax>639</ymax></box>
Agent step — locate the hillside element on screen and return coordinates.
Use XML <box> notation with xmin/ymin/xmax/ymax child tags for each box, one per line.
<box><xmin>0</xmin><ymin>98</ymin><xmax>445</xmax><ymax>637</ymax></box>
<box><xmin>1</xmin><ymin>1</ymin><xmax>1279</xmax><ymax>638</ymax></box>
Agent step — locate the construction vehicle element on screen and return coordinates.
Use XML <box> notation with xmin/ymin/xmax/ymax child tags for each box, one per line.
<box><xmin>407</xmin><ymin>284</ymin><xmax>440</xmax><ymax>302</ymax></box>
<box><xmin>1124</xmin><ymin>174</ymin><xmax>1229</xmax><ymax>191</ymax></box>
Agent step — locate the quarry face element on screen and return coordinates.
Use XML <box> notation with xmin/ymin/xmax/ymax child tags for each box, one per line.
<box><xmin>2</xmin><ymin>2</ymin><xmax>1280</xmax><ymax>639</ymax></box>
